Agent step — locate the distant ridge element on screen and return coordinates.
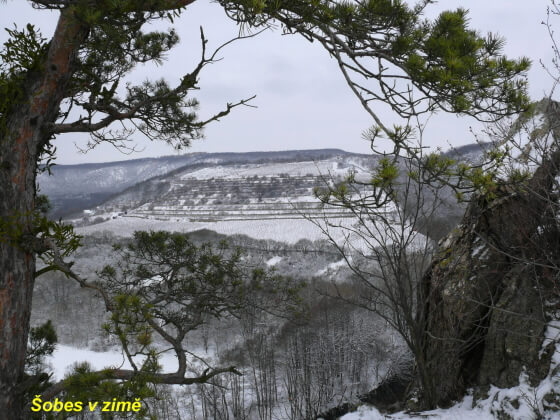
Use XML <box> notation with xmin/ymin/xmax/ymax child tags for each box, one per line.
<box><xmin>39</xmin><ymin>145</ymin><xmax>485</xmax><ymax>220</ymax></box>
<box><xmin>45</xmin><ymin>149</ymin><xmax>363</xmax><ymax>170</ymax></box>
<box><xmin>39</xmin><ymin>149</ymin><xmax>370</xmax><ymax>218</ymax></box>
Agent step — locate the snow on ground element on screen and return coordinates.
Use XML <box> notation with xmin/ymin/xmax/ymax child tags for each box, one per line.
<box><xmin>266</xmin><ymin>256</ymin><xmax>283</xmax><ymax>266</ymax></box>
<box><xmin>179</xmin><ymin>159</ymin><xmax>367</xmax><ymax>180</ymax></box>
<box><xmin>338</xmin><ymin>377</ymin><xmax>557</xmax><ymax>420</ymax></box>
<box><xmin>76</xmin><ymin>216</ymin><xmax>351</xmax><ymax>244</ymax></box>
<box><xmin>339</xmin><ymin>316</ymin><xmax>560</xmax><ymax>420</ymax></box>
<box><xmin>47</xmin><ymin>344</ymin><xmax>217</xmax><ymax>383</ymax></box>
<box><xmin>47</xmin><ymin>345</ymin><xmax>181</xmax><ymax>381</ymax></box>
<box><xmin>339</xmin><ymin>397</ymin><xmax>490</xmax><ymax>420</ymax></box>
<box><xmin>316</xmin><ymin>257</ymin><xmax>352</xmax><ymax>276</ymax></box>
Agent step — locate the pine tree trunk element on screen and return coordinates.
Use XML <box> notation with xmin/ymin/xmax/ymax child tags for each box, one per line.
<box><xmin>0</xmin><ymin>159</ymin><xmax>37</xmax><ymax>418</ymax></box>
<box><xmin>0</xmin><ymin>11</ymin><xmax>87</xmax><ymax>418</ymax></box>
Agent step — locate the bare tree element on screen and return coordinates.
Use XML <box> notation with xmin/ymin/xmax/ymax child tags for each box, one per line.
<box><xmin>310</xmin><ymin>128</ymin><xmax>458</xmax><ymax>401</ymax></box>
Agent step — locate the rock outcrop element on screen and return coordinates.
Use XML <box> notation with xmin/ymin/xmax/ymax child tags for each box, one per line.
<box><xmin>420</xmin><ymin>99</ymin><xmax>560</xmax><ymax>407</ymax></box>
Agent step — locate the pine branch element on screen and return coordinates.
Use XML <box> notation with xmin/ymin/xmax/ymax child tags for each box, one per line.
<box><xmin>38</xmin><ymin>365</ymin><xmax>241</xmax><ymax>401</ymax></box>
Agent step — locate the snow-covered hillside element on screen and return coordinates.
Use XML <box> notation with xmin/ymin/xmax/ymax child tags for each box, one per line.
<box><xmin>67</xmin><ymin>153</ymin><xmax>377</xmax><ymax>231</ymax></box>
<box><xmin>41</xmin><ymin>149</ymin><xmax>375</xmax><ymax>218</ymax></box>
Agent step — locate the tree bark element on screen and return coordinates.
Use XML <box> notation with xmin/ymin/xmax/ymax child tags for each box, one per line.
<box><xmin>0</xmin><ymin>10</ymin><xmax>87</xmax><ymax>418</ymax></box>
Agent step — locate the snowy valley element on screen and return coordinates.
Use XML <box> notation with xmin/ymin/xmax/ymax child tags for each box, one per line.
<box><xmin>31</xmin><ymin>146</ymin><xmax>560</xmax><ymax>420</ymax></box>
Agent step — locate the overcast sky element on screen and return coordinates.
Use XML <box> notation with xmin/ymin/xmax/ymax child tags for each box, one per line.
<box><xmin>0</xmin><ymin>1</ymin><xmax>556</xmax><ymax>164</ymax></box>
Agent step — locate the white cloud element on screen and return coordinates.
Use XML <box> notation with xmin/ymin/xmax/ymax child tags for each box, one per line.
<box><xmin>0</xmin><ymin>1</ymin><xmax>555</xmax><ymax>164</ymax></box>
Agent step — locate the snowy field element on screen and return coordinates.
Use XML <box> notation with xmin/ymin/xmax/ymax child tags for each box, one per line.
<box><xmin>47</xmin><ymin>345</ymin><xmax>202</xmax><ymax>382</ymax></box>
<box><xmin>76</xmin><ymin>216</ymin><xmax>337</xmax><ymax>243</ymax></box>
<box><xmin>76</xmin><ymin>215</ymin><xmax>430</xmax><ymax>255</ymax></box>
<box><xmin>179</xmin><ymin>159</ymin><xmax>369</xmax><ymax>180</ymax></box>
